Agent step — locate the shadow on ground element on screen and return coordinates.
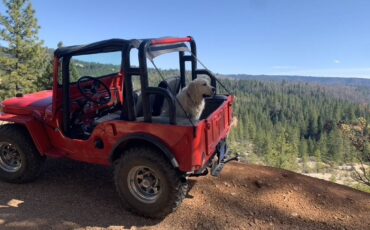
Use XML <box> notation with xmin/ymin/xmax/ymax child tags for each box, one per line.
<box><xmin>0</xmin><ymin>159</ymin><xmax>165</xmax><ymax>229</ymax></box>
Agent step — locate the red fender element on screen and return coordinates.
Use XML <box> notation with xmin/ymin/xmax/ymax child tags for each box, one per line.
<box><xmin>0</xmin><ymin>113</ymin><xmax>52</xmax><ymax>155</ymax></box>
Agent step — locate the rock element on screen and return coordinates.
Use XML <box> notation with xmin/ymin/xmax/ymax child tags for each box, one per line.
<box><xmin>7</xmin><ymin>199</ymin><xmax>24</xmax><ymax>208</ymax></box>
<box><xmin>224</xmin><ymin>182</ymin><xmax>231</xmax><ymax>187</ymax></box>
<box><xmin>231</xmin><ymin>192</ymin><xmax>237</xmax><ymax>196</ymax></box>
<box><xmin>291</xmin><ymin>212</ymin><xmax>299</xmax><ymax>217</ymax></box>
<box><xmin>108</xmin><ymin>227</ymin><xmax>125</xmax><ymax>230</ymax></box>
<box><xmin>200</xmin><ymin>222</ymin><xmax>213</xmax><ymax>229</ymax></box>
<box><xmin>255</xmin><ymin>180</ymin><xmax>264</xmax><ymax>188</ymax></box>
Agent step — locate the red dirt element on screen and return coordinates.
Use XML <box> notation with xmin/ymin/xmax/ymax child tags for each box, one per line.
<box><xmin>0</xmin><ymin>160</ymin><xmax>369</xmax><ymax>229</ymax></box>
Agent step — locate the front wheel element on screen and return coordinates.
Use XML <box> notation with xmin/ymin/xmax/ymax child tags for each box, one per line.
<box><xmin>114</xmin><ymin>147</ymin><xmax>188</xmax><ymax>218</ymax></box>
<box><xmin>0</xmin><ymin>124</ymin><xmax>45</xmax><ymax>183</ymax></box>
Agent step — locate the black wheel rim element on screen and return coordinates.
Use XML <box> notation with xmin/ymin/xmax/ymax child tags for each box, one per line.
<box><xmin>0</xmin><ymin>142</ymin><xmax>22</xmax><ymax>173</ymax></box>
<box><xmin>127</xmin><ymin>166</ymin><xmax>161</xmax><ymax>204</ymax></box>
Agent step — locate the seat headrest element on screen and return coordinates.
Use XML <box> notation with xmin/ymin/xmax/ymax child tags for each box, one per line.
<box><xmin>158</xmin><ymin>77</ymin><xmax>181</xmax><ymax>94</ymax></box>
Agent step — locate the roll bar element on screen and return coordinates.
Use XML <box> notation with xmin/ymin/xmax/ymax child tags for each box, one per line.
<box><xmin>123</xmin><ymin>36</ymin><xmax>219</xmax><ymax>125</ymax></box>
<box><xmin>137</xmin><ymin>38</ymin><xmax>195</xmax><ymax>124</ymax></box>
<box><xmin>143</xmin><ymin>87</ymin><xmax>177</xmax><ymax>124</ymax></box>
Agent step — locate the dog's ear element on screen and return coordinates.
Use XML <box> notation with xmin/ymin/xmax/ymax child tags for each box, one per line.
<box><xmin>187</xmin><ymin>81</ymin><xmax>197</xmax><ymax>94</ymax></box>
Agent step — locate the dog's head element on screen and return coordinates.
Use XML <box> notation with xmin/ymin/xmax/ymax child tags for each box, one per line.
<box><xmin>187</xmin><ymin>78</ymin><xmax>215</xmax><ymax>102</ymax></box>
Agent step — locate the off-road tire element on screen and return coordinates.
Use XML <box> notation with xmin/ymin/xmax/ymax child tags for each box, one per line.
<box><xmin>114</xmin><ymin>147</ymin><xmax>188</xmax><ymax>219</ymax></box>
<box><xmin>0</xmin><ymin>124</ymin><xmax>45</xmax><ymax>183</ymax></box>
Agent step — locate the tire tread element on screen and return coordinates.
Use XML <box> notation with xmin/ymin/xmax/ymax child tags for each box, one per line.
<box><xmin>0</xmin><ymin>124</ymin><xmax>45</xmax><ymax>183</ymax></box>
<box><xmin>114</xmin><ymin>147</ymin><xmax>188</xmax><ymax>218</ymax></box>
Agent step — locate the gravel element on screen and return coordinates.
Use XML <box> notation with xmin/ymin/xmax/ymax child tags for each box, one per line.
<box><xmin>0</xmin><ymin>160</ymin><xmax>369</xmax><ymax>229</ymax></box>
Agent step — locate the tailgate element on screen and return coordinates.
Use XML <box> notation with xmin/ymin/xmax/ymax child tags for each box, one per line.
<box><xmin>204</xmin><ymin>96</ymin><xmax>234</xmax><ymax>155</ymax></box>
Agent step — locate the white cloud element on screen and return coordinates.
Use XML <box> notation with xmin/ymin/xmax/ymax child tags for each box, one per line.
<box><xmin>333</xmin><ymin>59</ymin><xmax>341</xmax><ymax>64</ymax></box>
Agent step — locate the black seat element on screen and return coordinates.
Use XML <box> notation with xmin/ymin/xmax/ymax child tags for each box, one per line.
<box><xmin>135</xmin><ymin>77</ymin><xmax>181</xmax><ymax>117</ymax></box>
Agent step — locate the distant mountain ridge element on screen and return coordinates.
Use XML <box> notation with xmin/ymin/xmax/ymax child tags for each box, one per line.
<box><xmin>2</xmin><ymin>44</ymin><xmax>370</xmax><ymax>89</ymax></box>
<box><xmin>218</xmin><ymin>74</ymin><xmax>370</xmax><ymax>88</ymax></box>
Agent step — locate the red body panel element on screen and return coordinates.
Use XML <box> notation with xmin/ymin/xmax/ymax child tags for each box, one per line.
<box><xmin>0</xmin><ymin>95</ymin><xmax>234</xmax><ymax>172</ymax></box>
<box><xmin>2</xmin><ymin>91</ymin><xmax>52</xmax><ymax>117</ymax></box>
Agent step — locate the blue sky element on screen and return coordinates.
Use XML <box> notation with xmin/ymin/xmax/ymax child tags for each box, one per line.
<box><xmin>1</xmin><ymin>0</ymin><xmax>370</xmax><ymax>78</ymax></box>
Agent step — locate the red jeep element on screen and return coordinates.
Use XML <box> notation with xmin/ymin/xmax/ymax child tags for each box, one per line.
<box><xmin>0</xmin><ymin>37</ymin><xmax>235</xmax><ymax>218</ymax></box>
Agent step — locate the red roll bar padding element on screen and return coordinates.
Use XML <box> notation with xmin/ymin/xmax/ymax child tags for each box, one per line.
<box><xmin>151</xmin><ymin>37</ymin><xmax>192</xmax><ymax>46</ymax></box>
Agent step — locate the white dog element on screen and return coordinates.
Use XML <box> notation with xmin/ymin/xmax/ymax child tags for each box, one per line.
<box><xmin>162</xmin><ymin>78</ymin><xmax>215</xmax><ymax>120</ymax></box>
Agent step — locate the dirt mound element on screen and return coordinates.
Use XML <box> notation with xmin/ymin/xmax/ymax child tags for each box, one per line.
<box><xmin>0</xmin><ymin>160</ymin><xmax>369</xmax><ymax>229</ymax></box>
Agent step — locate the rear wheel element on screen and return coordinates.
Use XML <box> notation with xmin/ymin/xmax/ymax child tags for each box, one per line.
<box><xmin>114</xmin><ymin>147</ymin><xmax>188</xmax><ymax>218</ymax></box>
<box><xmin>0</xmin><ymin>124</ymin><xmax>45</xmax><ymax>183</ymax></box>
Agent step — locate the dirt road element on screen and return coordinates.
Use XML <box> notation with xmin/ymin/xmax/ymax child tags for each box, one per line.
<box><xmin>0</xmin><ymin>160</ymin><xmax>369</xmax><ymax>229</ymax></box>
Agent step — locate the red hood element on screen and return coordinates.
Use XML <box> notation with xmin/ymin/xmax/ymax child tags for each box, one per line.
<box><xmin>2</xmin><ymin>91</ymin><xmax>52</xmax><ymax>116</ymax></box>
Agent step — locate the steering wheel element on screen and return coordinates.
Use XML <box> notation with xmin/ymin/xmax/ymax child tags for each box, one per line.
<box><xmin>77</xmin><ymin>76</ymin><xmax>112</xmax><ymax>105</ymax></box>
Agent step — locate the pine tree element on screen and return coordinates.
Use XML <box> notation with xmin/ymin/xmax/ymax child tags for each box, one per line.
<box><xmin>319</xmin><ymin>133</ymin><xmax>328</xmax><ymax>160</ymax></box>
<box><xmin>237</xmin><ymin>117</ymin><xmax>245</xmax><ymax>141</ymax></box>
<box><xmin>37</xmin><ymin>56</ymin><xmax>53</xmax><ymax>90</ymax></box>
<box><xmin>315</xmin><ymin>148</ymin><xmax>322</xmax><ymax>173</ymax></box>
<box><xmin>327</xmin><ymin>129</ymin><xmax>344</xmax><ymax>164</ymax></box>
<box><xmin>307</xmin><ymin>138</ymin><xmax>315</xmax><ymax>156</ymax></box>
<box><xmin>302</xmin><ymin>151</ymin><xmax>309</xmax><ymax>173</ymax></box>
<box><xmin>299</xmin><ymin>138</ymin><xmax>308</xmax><ymax>158</ymax></box>
<box><xmin>0</xmin><ymin>0</ymin><xmax>49</xmax><ymax>99</ymax></box>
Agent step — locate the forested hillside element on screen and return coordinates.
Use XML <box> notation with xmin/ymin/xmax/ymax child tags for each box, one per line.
<box><xmin>222</xmin><ymin>74</ymin><xmax>370</xmax><ymax>88</ymax></box>
<box><xmin>219</xmin><ymin>74</ymin><xmax>370</xmax><ymax>104</ymax></box>
<box><xmin>220</xmin><ymin>79</ymin><xmax>370</xmax><ymax>170</ymax></box>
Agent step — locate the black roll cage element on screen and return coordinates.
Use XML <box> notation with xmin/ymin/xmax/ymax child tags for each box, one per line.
<box><xmin>55</xmin><ymin>37</ymin><xmax>218</xmax><ymax>137</ymax></box>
